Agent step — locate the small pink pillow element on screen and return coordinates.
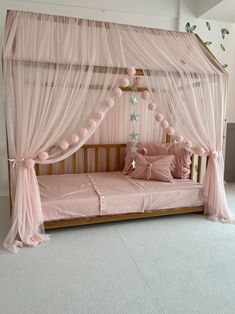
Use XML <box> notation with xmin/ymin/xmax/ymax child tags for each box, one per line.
<box><xmin>123</xmin><ymin>147</ymin><xmax>147</xmax><ymax>175</ymax></box>
<box><xmin>131</xmin><ymin>154</ymin><xmax>175</xmax><ymax>182</ymax></box>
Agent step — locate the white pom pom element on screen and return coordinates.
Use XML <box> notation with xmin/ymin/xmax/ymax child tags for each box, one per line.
<box><xmin>71</xmin><ymin>134</ymin><xmax>79</xmax><ymax>144</ymax></box>
<box><xmin>79</xmin><ymin>128</ymin><xmax>88</xmax><ymax>138</ymax></box>
<box><xmin>127</xmin><ymin>67</ymin><xmax>136</xmax><ymax>77</ymax></box>
<box><xmin>141</xmin><ymin>91</ymin><xmax>150</xmax><ymax>100</ymax></box>
<box><xmin>87</xmin><ymin>119</ymin><xmax>96</xmax><ymax>128</ymax></box>
<box><xmin>59</xmin><ymin>140</ymin><xmax>69</xmax><ymax>150</ymax></box>
<box><xmin>161</xmin><ymin>120</ymin><xmax>169</xmax><ymax>128</ymax></box>
<box><xmin>104</xmin><ymin>98</ymin><xmax>115</xmax><ymax>108</ymax></box>
<box><xmin>38</xmin><ymin>151</ymin><xmax>49</xmax><ymax>161</ymax></box>
<box><xmin>112</xmin><ymin>87</ymin><xmax>122</xmax><ymax>97</ymax></box>
<box><xmin>94</xmin><ymin>111</ymin><xmax>104</xmax><ymax>121</ymax></box>
<box><xmin>183</xmin><ymin>141</ymin><xmax>192</xmax><ymax>149</ymax></box>
<box><xmin>195</xmin><ymin>146</ymin><xmax>205</xmax><ymax>156</ymax></box>
<box><xmin>167</xmin><ymin>127</ymin><xmax>175</xmax><ymax>136</ymax></box>
<box><xmin>148</xmin><ymin>103</ymin><xmax>157</xmax><ymax>111</ymax></box>
<box><xmin>174</xmin><ymin>134</ymin><xmax>184</xmax><ymax>143</ymax></box>
<box><xmin>119</xmin><ymin>78</ymin><xmax>130</xmax><ymax>87</ymax></box>
<box><xmin>24</xmin><ymin>159</ymin><xmax>35</xmax><ymax>169</ymax></box>
<box><xmin>155</xmin><ymin>113</ymin><xmax>164</xmax><ymax>122</ymax></box>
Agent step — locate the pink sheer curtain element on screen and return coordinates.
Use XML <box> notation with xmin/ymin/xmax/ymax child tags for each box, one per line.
<box><xmin>2</xmin><ymin>11</ymin><xmax>232</xmax><ymax>252</ymax></box>
<box><xmin>3</xmin><ymin>11</ymin><xmax>127</xmax><ymax>252</ymax></box>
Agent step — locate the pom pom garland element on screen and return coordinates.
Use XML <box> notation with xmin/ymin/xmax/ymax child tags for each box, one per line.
<box><xmin>141</xmin><ymin>91</ymin><xmax>150</xmax><ymax>100</ymax></box>
<box><xmin>195</xmin><ymin>146</ymin><xmax>205</xmax><ymax>156</ymax></box>
<box><xmin>24</xmin><ymin>159</ymin><xmax>35</xmax><ymax>169</ymax></box>
<box><xmin>174</xmin><ymin>134</ymin><xmax>184</xmax><ymax>143</ymax></box>
<box><xmin>119</xmin><ymin>78</ymin><xmax>130</xmax><ymax>88</ymax></box>
<box><xmin>167</xmin><ymin>127</ymin><xmax>175</xmax><ymax>136</ymax></box>
<box><xmin>161</xmin><ymin>120</ymin><xmax>169</xmax><ymax>128</ymax></box>
<box><xmin>127</xmin><ymin>67</ymin><xmax>136</xmax><ymax>77</ymax></box>
<box><xmin>112</xmin><ymin>87</ymin><xmax>122</xmax><ymax>98</ymax></box>
<box><xmin>155</xmin><ymin>113</ymin><xmax>164</xmax><ymax>122</ymax></box>
<box><xmin>183</xmin><ymin>141</ymin><xmax>192</xmax><ymax>149</ymax></box>
<box><xmin>59</xmin><ymin>140</ymin><xmax>69</xmax><ymax>150</ymax></box>
<box><xmin>210</xmin><ymin>151</ymin><xmax>218</xmax><ymax>159</ymax></box>
<box><xmin>104</xmin><ymin>98</ymin><xmax>115</xmax><ymax>108</ymax></box>
<box><xmin>71</xmin><ymin>134</ymin><xmax>80</xmax><ymax>144</ymax></box>
<box><xmin>94</xmin><ymin>111</ymin><xmax>104</xmax><ymax>121</ymax></box>
<box><xmin>38</xmin><ymin>151</ymin><xmax>49</xmax><ymax>161</ymax></box>
<box><xmin>148</xmin><ymin>103</ymin><xmax>157</xmax><ymax>111</ymax></box>
<box><xmin>88</xmin><ymin>119</ymin><xmax>97</xmax><ymax>128</ymax></box>
<box><xmin>79</xmin><ymin>128</ymin><xmax>88</xmax><ymax>138</ymax></box>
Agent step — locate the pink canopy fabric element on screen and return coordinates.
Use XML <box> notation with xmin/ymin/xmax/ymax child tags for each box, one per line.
<box><xmin>2</xmin><ymin>10</ymin><xmax>233</xmax><ymax>252</ymax></box>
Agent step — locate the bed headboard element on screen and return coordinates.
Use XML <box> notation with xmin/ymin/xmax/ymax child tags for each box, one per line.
<box><xmin>35</xmin><ymin>142</ymin><xmax>208</xmax><ymax>183</ymax></box>
<box><xmin>35</xmin><ymin>144</ymin><xmax>126</xmax><ymax>176</ymax></box>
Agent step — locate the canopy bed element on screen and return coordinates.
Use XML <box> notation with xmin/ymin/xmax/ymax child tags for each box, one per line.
<box><xmin>2</xmin><ymin>10</ymin><xmax>233</xmax><ymax>253</ymax></box>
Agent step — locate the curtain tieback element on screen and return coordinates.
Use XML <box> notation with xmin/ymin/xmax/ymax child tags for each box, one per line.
<box><xmin>209</xmin><ymin>150</ymin><xmax>223</xmax><ymax>159</ymax></box>
<box><xmin>8</xmin><ymin>158</ymin><xmax>35</xmax><ymax>169</ymax></box>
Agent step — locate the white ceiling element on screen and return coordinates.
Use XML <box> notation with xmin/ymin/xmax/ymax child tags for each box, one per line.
<box><xmin>198</xmin><ymin>0</ymin><xmax>235</xmax><ymax>23</ymax></box>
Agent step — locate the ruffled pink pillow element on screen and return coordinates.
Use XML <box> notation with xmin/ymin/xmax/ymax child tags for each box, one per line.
<box><xmin>131</xmin><ymin>154</ymin><xmax>175</xmax><ymax>182</ymax></box>
<box><xmin>123</xmin><ymin>147</ymin><xmax>148</xmax><ymax>175</ymax></box>
<box><xmin>123</xmin><ymin>142</ymin><xmax>192</xmax><ymax>179</ymax></box>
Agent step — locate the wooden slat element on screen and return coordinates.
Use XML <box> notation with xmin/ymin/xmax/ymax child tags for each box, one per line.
<box><xmin>84</xmin><ymin>147</ymin><xmax>88</xmax><ymax>173</ymax></box>
<box><xmin>95</xmin><ymin>148</ymin><xmax>99</xmax><ymax>172</ymax></box>
<box><xmin>35</xmin><ymin>164</ymin><xmax>40</xmax><ymax>176</ymax></box>
<box><xmin>166</xmin><ymin>134</ymin><xmax>171</xmax><ymax>143</ymax></box>
<box><xmin>116</xmin><ymin>146</ymin><xmax>121</xmax><ymax>170</ymax></box>
<box><xmin>106</xmin><ymin>147</ymin><xmax>110</xmax><ymax>172</ymax></box>
<box><xmin>48</xmin><ymin>164</ymin><xmax>53</xmax><ymax>175</ymax></box>
<box><xmin>44</xmin><ymin>206</ymin><xmax>204</xmax><ymax>229</ymax></box>
<box><xmin>190</xmin><ymin>155</ymin><xmax>194</xmax><ymax>180</ymax></box>
<box><xmin>72</xmin><ymin>153</ymin><xmax>77</xmax><ymax>173</ymax></box>
<box><xmin>197</xmin><ymin>156</ymin><xmax>202</xmax><ymax>183</ymax></box>
<box><xmin>59</xmin><ymin>160</ymin><xmax>65</xmax><ymax>174</ymax></box>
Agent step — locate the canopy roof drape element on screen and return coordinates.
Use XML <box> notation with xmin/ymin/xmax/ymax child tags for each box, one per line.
<box><xmin>2</xmin><ymin>10</ymin><xmax>232</xmax><ymax>252</ymax></box>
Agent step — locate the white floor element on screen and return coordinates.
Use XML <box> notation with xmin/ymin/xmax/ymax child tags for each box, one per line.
<box><xmin>0</xmin><ymin>184</ymin><xmax>235</xmax><ymax>314</ymax></box>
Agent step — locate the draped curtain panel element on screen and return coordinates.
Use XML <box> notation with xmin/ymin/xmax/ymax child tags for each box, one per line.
<box><xmin>2</xmin><ymin>10</ymin><xmax>232</xmax><ymax>252</ymax></box>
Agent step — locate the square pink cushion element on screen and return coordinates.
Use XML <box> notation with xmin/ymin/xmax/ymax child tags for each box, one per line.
<box><xmin>131</xmin><ymin>154</ymin><xmax>175</xmax><ymax>182</ymax></box>
<box><xmin>124</xmin><ymin>142</ymin><xmax>192</xmax><ymax>179</ymax></box>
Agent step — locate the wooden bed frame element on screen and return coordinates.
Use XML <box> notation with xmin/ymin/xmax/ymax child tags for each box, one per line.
<box><xmin>32</xmin><ymin>142</ymin><xmax>207</xmax><ymax>230</ymax></box>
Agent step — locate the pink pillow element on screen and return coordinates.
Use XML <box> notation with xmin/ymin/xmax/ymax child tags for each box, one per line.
<box><xmin>123</xmin><ymin>147</ymin><xmax>147</xmax><ymax>175</ymax></box>
<box><xmin>124</xmin><ymin>142</ymin><xmax>191</xmax><ymax>179</ymax></box>
<box><xmin>131</xmin><ymin>154</ymin><xmax>175</xmax><ymax>182</ymax></box>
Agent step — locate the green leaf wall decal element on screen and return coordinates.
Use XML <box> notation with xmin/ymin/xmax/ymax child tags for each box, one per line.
<box><xmin>206</xmin><ymin>21</ymin><xmax>211</xmax><ymax>31</ymax></box>
<box><xmin>204</xmin><ymin>41</ymin><xmax>212</xmax><ymax>46</ymax></box>
<box><xmin>220</xmin><ymin>43</ymin><xmax>226</xmax><ymax>51</ymax></box>
<box><xmin>185</xmin><ymin>22</ymin><xmax>191</xmax><ymax>33</ymax></box>
<box><xmin>190</xmin><ymin>25</ymin><xmax>197</xmax><ymax>33</ymax></box>
<box><xmin>221</xmin><ymin>28</ymin><xmax>229</xmax><ymax>39</ymax></box>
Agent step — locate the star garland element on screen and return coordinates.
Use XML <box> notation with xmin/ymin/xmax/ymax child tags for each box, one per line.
<box><xmin>129</xmin><ymin>79</ymin><xmax>139</xmax><ymax>154</ymax></box>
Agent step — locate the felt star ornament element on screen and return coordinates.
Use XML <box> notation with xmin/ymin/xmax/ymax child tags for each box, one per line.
<box><xmin>129</xmin><ymin>95</ymin><xmax>138</xmax><ymax>104</ymax></box>
<box><xmin>130</xmin><ymin>112</ymin><xmax>139</xmax><ymax>122</ymax></box>
<box><xmin>130</xmin><ymin>131</ymin><xmax>139</xmax><ymax>141</ymax></box>
<box><xmin>130</xmin><ymin>145</ymin><xmax>138</xmax><ymax>153</ymax></box>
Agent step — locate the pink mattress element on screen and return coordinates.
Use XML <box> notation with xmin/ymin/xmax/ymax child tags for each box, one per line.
<box><xmin>38</xmin><ymin>172</ymin><xmax>203</xmax><ymax>222</ymax></box>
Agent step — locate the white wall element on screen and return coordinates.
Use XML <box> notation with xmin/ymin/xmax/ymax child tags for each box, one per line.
<box><xmin>0</xmin><ymin>0</ymin><xmax>235</xmax><ymax>195</ymax></box>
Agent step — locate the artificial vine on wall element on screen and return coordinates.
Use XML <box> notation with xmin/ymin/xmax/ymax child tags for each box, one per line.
<box><xmin>185</xmin><ymin>21</ymin><xmax>229</xmax><ymax>69</ymax></box>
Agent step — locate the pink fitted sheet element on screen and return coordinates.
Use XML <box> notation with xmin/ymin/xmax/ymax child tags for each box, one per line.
<box><xmin>38</xmin><ymin>172</ymin><xmax>203</xmax><ymax>222</ymax></box>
